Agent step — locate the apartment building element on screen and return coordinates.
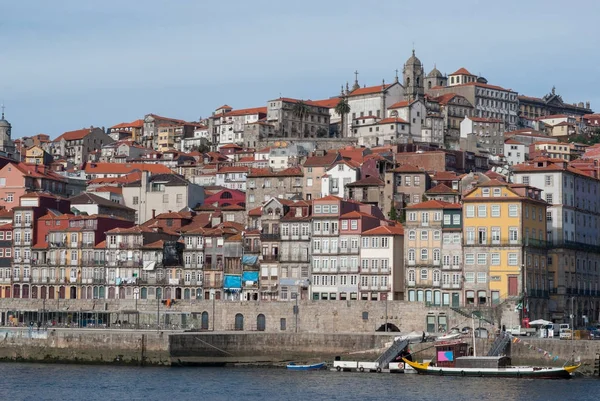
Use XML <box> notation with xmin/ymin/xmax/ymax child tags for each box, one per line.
<box><xmin>462</xmin><ymin>180</ymin><xmax>548</xmax><ymax>320</ymax></box>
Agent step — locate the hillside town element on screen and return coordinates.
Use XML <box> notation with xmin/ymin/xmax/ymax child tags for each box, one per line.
<box><xmin>0</xmin><ymin>51</ymin><xmax>599</xmax><ymax>328</ymax></box>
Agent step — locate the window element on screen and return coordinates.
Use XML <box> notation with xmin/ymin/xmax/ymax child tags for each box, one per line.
<box><xmin>162</xmin><ymin>194</ymin><xmax>169</xmax><ymax>203</ymax></box>
<box><xmin>465</xmin><ymin>253</ymin><xmax>474</xmax><ymax>265</ymax></box>
<box><xmin>133</xmin><ymin>196</ymin><xmax>139</xmax><ymax>205</ymax></box>
<box><xmin>341</xmin><ymin>220</ymin><xmax>348</xmax><ymax>230</ymax></box>
<box><xmin>478</xmin><ymin>228</ymin><xmax>487</xmax><ymax>244</ymax></box>
<box><xmin>477</xmin><ymin>253</ymin><xmax>487</xmax><ymax>265</ymax></box>
<box><xmin>545</xmin><ymin>175</ymin><xmax>552</xmax><ymax>186</ymax></box>
<box><xmin>477</xmin><ymin>272</ymin><xmax>487</xmax><ymax>283</ymax></box>
<box><xmin>508</xmin><ymin>253</ymin><xmax>518</xmax><ymax>266</ymax></box>
<box><xmin>493</xmin><ymin>188</ymin><xmax>501</xmax><ymax>197</ymax></box>
<box><xmin>408</xmin><ymin>212</ymin><xmax>417</xmax><ymax>221</ymax></box>
<box><xmin>444</xmin><ymin>214</ymin><xmax>451</xmax><ymax>225</ymax></box>
<box><xmin>420</xmin><ymin>269</ymin><xmax>428</xmax><ymax>280</ymax></box>
<box><xmin>465</xmin><ymin>272</ymin><xmax>475</xmax><ymax>283</ymax></box>
<box><xmin>491</xmin><ymin>205</ymin><xmax>500</xmax><ymax>217</ymax></box>
<box><xmin>176</xmin><ymin>194</ymin><xmax>183</xmax><ymax>204</ymax></box>
<box><xmin>434</xmin><ymin>212</ymin><xmax>442</xmax><ymax>221</ymax></box>
<box><xmin>420</xmin><ymin>231</ymin><xmax>428</xmax><ymax>241</ymax></box>
<box><xmin>509</xmin><ymin>227</ymin><xmax>518</xmax><ymax>243</ymax></box>
<box><xmin>546</xmin><ymin>193</ymin><xmax>553</xmax><ymax>204</ymax></box>
<box><xmin>466</xmin><ymin>227</ymin><xmax>475</xmax><ymax>244</ymax></box>
<box><xmin>466</xmin><ymin>205</ymin><xmax>475</xmax><ymax>218</ymax></box>
<box><xmin>408</xmin><ymin>249</ymin><xmax>415</xmax><ymax>262</ymax></box>
<box><xmin>420</xmin><ymin>249</ymin><xmax>428</xmax><ymax>260</ymax></box>
<box><xmin>477</xmin><ymin>205</ymin><xmax>487</xmax><ymax>217</ymax></box>
<box><xmin>421</xmin><ymin>213</ymin><xmax>429</xmax><ymax>225</ymax></box>
<box><xmin>433</xmin><ymin>231</ymin><xmax>441</xmax><ymax>241</ymax></box>
<box><xmin>509</xmin><ymin>204</ymin><xmax>518</xmax><ymax>217</ymax></box>
<box><xmin>6</xmin><ymin>193</ymin><xmax>13</xmax><ymax>203</ymax></box>
<box><xmin>453</xmin><ymin>255</ymin><xmax>460</xmax><ymax>266</ymax></box>
<box><xmin>350</xmin><ymin>220</ymin><xmax>358</xmax><ymax>230</ymax></box>
<box><xmin>443</xmin><ymin>255</ymin><xmax>450</xmax><ymax>266</ymax></box>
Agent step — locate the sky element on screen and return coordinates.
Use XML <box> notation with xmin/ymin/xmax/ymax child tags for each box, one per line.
<box><xmin>1</xmin><ymin>0</ymin><xmax>599</xmax><ymax>139</ymax></box>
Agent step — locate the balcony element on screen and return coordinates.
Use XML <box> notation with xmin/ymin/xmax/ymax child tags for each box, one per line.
<box><xmin>82</xmin><ymin>242</ymin><xmax>95</xmax><ymax>248</ymax></box>
<box><xmin>204</xmin><ymin>263</ymin><xmax>224</xmax><ymax>271</ymax></box>
<box><xmin>119</xmin><ymin>260</ymin><xmax>143</xmax><ymax>268</ymax></box>
<box><xmin>260</xmin><ymin>234</ymin><xmax>280</xmax><ymax>241</ymax></box>
<box><xmin>119</xmin><ymin>243</ymin><xmax>142</xmax><ymax>249</ymax></box>
<box><xmin>204</xmin><ymin>279</ymin><xmax>223</xmax><ymax>289</ymax></box>
<box><xmin>407</xmin><ymin>280</ymin><xmax>416</xmax><ymax>287</ymax></box>
<box><xmin>169</xmin><ymin>278</ymin><xmax>183</xmax><ymax>285</ymax></box>
<box><xmin>69</xmin><ymin>277</ymin><xmax>78</xmax><ymax>283</ymax></box>
<box><xmin>49</xmin><ymin>242</ymin><xmax>65</xmax><ymax>248</ymax></box>
<box><xmin>261</xmin><ymin>255</ymin><xmax>279</xmax><ymax>262</ymax></box>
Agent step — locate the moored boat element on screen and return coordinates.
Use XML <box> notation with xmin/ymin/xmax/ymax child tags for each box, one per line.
<box><xmin>402</xmin><ymin>340</ymin><xmax>579</xmax><ymax>379</ymax></box>
<box><xmin>286</xmin><ymin>362</ymin><xmax>326</xmax><ymax>371</ymax></box>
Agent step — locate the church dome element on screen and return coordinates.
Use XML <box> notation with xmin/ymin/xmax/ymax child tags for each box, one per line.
<box><xmin>405</xmin><ymin>49</ymin><xmax>422</xmax><ymax>67</ymax></box>
<box><xmin>0</xmin><ymin>119</ymin><xmax>10</xmax><ymax>128</ymax></box>
<box><xmin>427</xmin><ymin>67</ymin><xmax>442</xmax><ymax>78</ymax></box>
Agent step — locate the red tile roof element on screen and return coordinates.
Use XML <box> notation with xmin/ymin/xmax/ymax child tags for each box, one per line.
<box><xmin>217</xmin><ymin>166</ymin><xmax>249</xmax><ymax>173</ymax></box>
<box><xmin>221</xmin><ymin>107</ymin><xmax>267</xmax><ymax>118</ymax></box>
<box><xmin>362</xmin><ymin>224</ymin><xmax>404</xmax><ymax>235</ymax></box>
<box><xmin>388</xmin><ymin>100</ymin><xmax>418</xmax><ymax>109</ymax></box>
<box><xmin>88</xmin><ymin>186</ymin><xmax>123</xmax><ymax>194</ymax></box>
<box><xmin>348</xmin><ymin>84</ymin><xmax>393</xmax><ymax>97</ymax></box>
<box><xmin>377</xmin><ymin>117</ymin><xmax>409</xmax><ymax>124</ymax></box>
<box><xmin>111</xmin><ymin>119</ymin><xmax>144</xmax><ymax>129</ymax></box>
<box><xmin>54</xmin><ymin>128</ymin><xmax>96</xmax><ymax>142</ymax></box>
<box><xmin>505</xmin><ymin>139</ymin><xmax>524</xmax><ymax>145</ymax></box>
<box><xmin>450</xmin><ymin>67</ymin><xmax>474</xmax><ymax>76</ymax></box>
<box><xmin>84</xmin><ymin>163</ymin><xmax>172</xmax><ymax>175</ymax></box>
<box><xmin>425</xmin><ymin>183</ymin><xmax>458</xmax><ymax>194</ymax></box>
<box><xmin>310</xmin><ymin>98</ymin><xmax>341</xmax><ymax>108</ymax></box>
<box><xmin>303</xmin><ymin>152</ymin><xmax>340</xmax><ymax>167</ymax></box>
<box><xmin>537</xmin><ymin>114</ymin><xmax>568</xmax><ymax>120</ymax></box>
<box><xmin>406</xmin><ymin>200</ymin><xmax>461</xmax><ymax>209</ymax></box>
<box><xmin>346</xmin><ymin>176</ymin><xmax>384</xmax><ymax>187</ymax></box>
<box><xmin>248</xmin><ymin>166</ymin><xmax>302</xmax><ymax>177</ymax></box>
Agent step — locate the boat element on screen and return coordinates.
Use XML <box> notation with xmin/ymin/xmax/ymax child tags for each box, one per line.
<box><xmin>402</xmin><ymin>340</ymin><xmax>580</xmax><ymax>379</ymax></box>
<box><xmin>286</xmin><ymin>362</ymin><xmax>326</xmax><ymax>371</ymax></box>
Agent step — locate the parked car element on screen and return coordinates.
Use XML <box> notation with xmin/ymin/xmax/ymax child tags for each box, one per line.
<box><xmin>560</xmin><ymin>329</ymin><xmax>572</xmax><ymax>340</ymax></box>
<box><xmin>590</xmin><ymin>330</ymin><xmax>600</xmax><ymax>340</ymax></box>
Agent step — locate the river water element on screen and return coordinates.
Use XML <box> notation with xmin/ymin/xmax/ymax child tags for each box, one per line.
<box><xmin>1</xmin><ymin>363</ymin><xmax>597</xmax><ymax>401</ymax></box>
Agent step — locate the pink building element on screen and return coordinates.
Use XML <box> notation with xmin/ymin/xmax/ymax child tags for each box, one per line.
<box><xmin>0</xmin><ymin>162</ymin><xmax>67</xmax><ymax>210</ymax></box>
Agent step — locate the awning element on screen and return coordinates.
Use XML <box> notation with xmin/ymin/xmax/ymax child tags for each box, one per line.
<box><xmin>242</xmin><ymin>271</ymin><xmax>259</xmax><ymax>283</ymax></box>
<box><xmin>241</xmin><ymin>255</ymin><xmax>259</xmax><ymax>266</ymax></box>
<box><xmin>223</xmin><ymin>275</ymin><xmax>242</xmax><ymax>290</ymax></box>
<box><xmin>143</xmin><ymin>261</ymin><xmax>156</xmax><ymax>271</ymax></box>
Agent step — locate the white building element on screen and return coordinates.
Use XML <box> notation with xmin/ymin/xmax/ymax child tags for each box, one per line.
<box><xmin>181</xmin><ymin>125</ymin><xmax>210</xmax><ymax>152</ymax></box>
<box><xmin>214</xmin><ymin>166</ymin><xmax>248</xmax><ymax>191</ymax></box>
<box><xmin>321</xmin><ymin>159</ymin><xmax>359</xmax><ymax>197</ymax></box>
<box><xmin>346</xmin><ymin>81</ymin><xmax>404</xmax><ymax>138</ymax></box>
<box><xmin>387</xmin><ymin>99</ymin><xmax>426</xmax><ymax>143</ymax></box>
<box><xmin>216</xmin><ymin>107</ymin><xmax>267</xmax><ymax>147</ymax></box>
<box><xmin>504</xmin><ymin>139</ymin><xmax>528</xmax><ymax>165</ymax></box>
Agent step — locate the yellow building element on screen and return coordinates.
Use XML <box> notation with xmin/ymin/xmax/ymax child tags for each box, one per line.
<box><xmin>462</xmin><ymin>179</ymin><xmax>549</xmax><ymax>320</ymax></box>
<box><xmin>25</xmin><ymin>145</ymin><xmax>53</xmax><ymax>165</ymax></box>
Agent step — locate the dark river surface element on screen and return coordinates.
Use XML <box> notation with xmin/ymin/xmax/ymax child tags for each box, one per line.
<box><xmin>1</xmin><ymin>363</ymin><xmax>597</xmax><ymax>401</ymax></box>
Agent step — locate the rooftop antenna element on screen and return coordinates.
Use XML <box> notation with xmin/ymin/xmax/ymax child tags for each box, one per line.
<box><xmin>1</xmin><ymin>103</ymin><xmax>5</xmax><ymax>119</ymax></box>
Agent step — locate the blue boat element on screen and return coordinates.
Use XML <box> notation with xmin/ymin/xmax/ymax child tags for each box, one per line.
<box><xmin>286</xmin><ymin>362</ymin><xmax>326</xmax><ymax>371</ymax></box>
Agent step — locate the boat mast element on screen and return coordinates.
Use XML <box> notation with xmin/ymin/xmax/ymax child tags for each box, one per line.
<box><xmin>471</xmin><ymin>314</ymin><xmax>477</xmax><ymax>357</ymax></box>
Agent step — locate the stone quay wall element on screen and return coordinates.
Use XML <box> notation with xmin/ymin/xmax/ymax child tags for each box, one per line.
<box><xmin>0</xmin><ymin>299</ymin><xmax>469</xmax><ymax>334</ymax></box>
<box><xmin>0</xmin><ymin>328</ymin><xmax>170</xmax><ymax>366</ymax></box>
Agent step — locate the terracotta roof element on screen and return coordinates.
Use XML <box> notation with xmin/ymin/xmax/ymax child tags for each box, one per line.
<box><xmin>432</xmin><ymin>171</ymin><xmax>460</xmax><ymax>181</ymax></box>
<box><xmin>12</xmin><ymin>163</ymin><xmax>67</xmax><ymax>182</ymax></box>
<box><xmin>84</xmin><ymin>163</ymin><xmax>172</xmax><ymax>175</ymax></box>
<box><xmin>505</xmin><ymin>139</ymin><xmax>524</xmax><ymax>145</ymax></box>
<box><xmin>95</xmin><ymin>240</ymin><xmax>106</xmax><ymax>249</ymax></box>
<box><xmin>217</xmin><ymin>166</ymin><xmax>249</xmax><ymax>174</ymax></box>
<box><xmin>406</xmin><ymin>200</ymin><xmax>461</xmax><ymax>210</ymax></box>
<box><xmin>537</xmin><ymin>114</ymin><xmax>568</xmax><ymax>120</ymax></box>
<box><xmin>340</xmin><ymin>210</ymin><xmax>375</xmax><ymax>219</ymax></box>
<box><xmin>0</xmin><ymin>223</ymin><xmax>12</xmax><ymax>230</ymax></box>
<box><xmin>248</xmin><ymin>207</ymin><xmax>262</xmax><ymax>217</ymax></box>
<box><xmin>391</xmin><ymin>164</ymin><xmax>424</xmax><ymax>173</ymax></box>
<box><xmin>388</xmin><ymin>100</ymin><xmax>418</xmax><ymax>109</ymax></box>
<box><xmin>303</xmin><ymin>152</ymin><xmax>339</xmax><ymax>167</ymax></box>
<box><xmin>111</xmin><ymin>119</ymin><xmax>143</xmax><ymax>129</ymax></box>
<box><xmin>345</xmin><ymin>176</ymin><xmax>385</xmax><ymax>187</ymax></box>
<box><xmin>88</xmin><ymin>186</ymin><xmax>123</xmax><ymax>194</ymax></box>
<box><xmin>362</xmin><ymin>224</ymin><xmax>404</xmax><ymax>235</ymax></box>
<box><xmin>450</xmin><ymin>67</ymin><xmax>474</xmax><ymax>76</ymax></box>
<box><xmin>143</xmin><ymin>240</ymin><xmax>165</xmax><ymax>249</ymax></box>
<box><xmin>377</xmin><ymin>117</ymin><xmax>409</xmax><ymax>124</ymax></box>
<box><xmin>311</xmin><ymin>98</ymin><xmax>341</xmax><ymax>109</ymax></box>
<box><xmin>54</xmin><ymin>128</ymin><xmax>95</xmax><ymax>142</ymax></box>
<box><xmin>87</xmin><ymin>172</ymin><xmax>142</xmax><ymax>186</ymax></box>
<box><xmin>221</xmin><ymin>107</ymin><xmax>267</xmax><ymax>118</ymax></box>
<box><xmin>347</xmin><ymin>84</ymin><xmax>393</xmax><ymax>97</ymax></box>
<box><xmin>425</xmin><ymin>183</ymin><xmax>458</xmax><ymax>194</ymax></box>
<box><xmin>216</xmin><ymin>105</ymin><xmax>233</xmax><ymax>110</ymax></box>
<box><xmin>220</xmin><ymin>144</ymin><xmax>243</xmax><ymax>149</ymax></box>
<box><xmin>248</xmin><ymin>166</ymin><xmax>302</xmax><ymax>177</ymax></box>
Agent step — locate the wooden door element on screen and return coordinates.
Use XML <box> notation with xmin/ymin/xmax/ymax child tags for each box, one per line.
<box><xmin>508</xmin><ymin>276</ymin><xmax>519</xmax><ymax>296</ymax></box>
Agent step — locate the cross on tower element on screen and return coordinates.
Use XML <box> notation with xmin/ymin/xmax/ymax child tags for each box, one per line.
<box><xmin>1</xmin><ymin>104</ymin><xmax>4</xmax><ymax>120</ymax></box>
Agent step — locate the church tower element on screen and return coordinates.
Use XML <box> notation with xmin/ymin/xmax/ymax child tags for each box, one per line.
<box><xmin>403</xmin><ymin>50</ymin><xmax>425</xmax><ymax>101</ymax></box>
<box><xmin>0</xmin><ymin>106</ymin><xmax>15</xmax><ymax>157</ymax></box>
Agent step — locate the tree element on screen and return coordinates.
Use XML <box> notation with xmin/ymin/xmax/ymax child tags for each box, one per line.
<box><xmin>334</xmin><ymin>97</ymin><xmax>351</xmax><ymax>138</ymax></box>
<box><xmin>292</xmin><ymin>100</ymin><xmax>310</xmax><ymax>137</ymax></box>
<box><xmin>389</xmin><ymin>205</ymin><xmax>399</xmax><ymax>221</ymax></box>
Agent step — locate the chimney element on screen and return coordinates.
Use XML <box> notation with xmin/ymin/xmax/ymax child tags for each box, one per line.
<box><xmin>152</xmin><ymin>209</ymin><xmax>156</xmax><ymax>219</ymax></box>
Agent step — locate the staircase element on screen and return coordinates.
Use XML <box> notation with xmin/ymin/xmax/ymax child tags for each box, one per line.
<box><xmin>487</xmin><ymin>332</ymin><xmax>511</xmax><ymax>356</ymax></box>
<box><xmin>375</xmin><ymin>338</ymin><xmax>409</xmax><ymax>369</ymax></box>
<box><xmin>450</xmin><ymin>307</ymin><xmax>495</xmax><ymax>325</ymax></box>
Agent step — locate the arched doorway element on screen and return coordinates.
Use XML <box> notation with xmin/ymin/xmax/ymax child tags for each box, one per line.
<box><xmin>40</xmin><ymin>286</ymin><xmax>46</xmax><ymax>299</ymax></box>
<box><xmin>4</xmin><ymin>286</ymin><xmax>10</xmax><ymax>298</ymax></box>
<box><xmin>58</xmin><ymin>286</ymin><xmax>66</xmax><ymax>299</ymax></box>
<box><xmin>257</xmin><ymin>314</ymin><xmax>266</xmax><ymax>331</ymax></box>
<box><xmin>119</xmin><ymin>287</ymin><xmax>125</xmax><ymax>299</ymax></box>
<box><xmin>141</xmin><ymin>288</ymin><xmax>148</xmax><ymax>299</ymax></box>
<box><xmin>156</xmin><ymin>288</ymin><xmax>162</xmax><ymax>300</ymax></box>
<box><xmin>31</xmin><ymin>286</ymin><xmax>38</xmax><ymax>299</ymax></box>
<box><xmin>22</xmin><ymin>285</ymin><xmax>30</xmax><ymax>299</ymax></box>
<box><xmin>175</xmin><ymin>288</ymin><xmax>182</xmax><ymax>299</ymax></box>
<box><xmin>234</xmin><ymin>313</ymin><xmax>244</xmax><ymax>331</ymax></box>
<box><xmin>108</xmin><ymin>287</ymin><xmax>115</xmax><ymax>299</ymax></box>
<box><xmin>201</xmin><ymin>311</ymin><xmax>209</xmax><ymax>330</ymax></box>
<box><xmin>86</xmin><ymin>287</ymin><xmax>92</xmax><ymax>299</ymax></box>
<box><xmin>48</xmin><ymin>287</ymin><xmax>54</xmax><ymax>299</ymax></box>
<box><xmin>70</xmin><ymin>286</ymin><xmax>77</xmax><ymax>299</ymax></box>
<box><xmin>165</xmin><ymin>288</ymin><xmax>172</xmax><ymax>299</ymax></box>
<box><xmin>183</xmin><ymin>288</ymin><xmax>190</xmax><ymax>299</ymax></box>
<box><xmin>13</xmin><ymin>284</ymin><xmax>20</xmax><ymax>299</ymax></box>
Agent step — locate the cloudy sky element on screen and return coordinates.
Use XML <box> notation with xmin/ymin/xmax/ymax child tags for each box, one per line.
<box><xmin>1</xmin><ymin>0</ymin><xmax>598</xmax><ymax>138</ymax></box>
